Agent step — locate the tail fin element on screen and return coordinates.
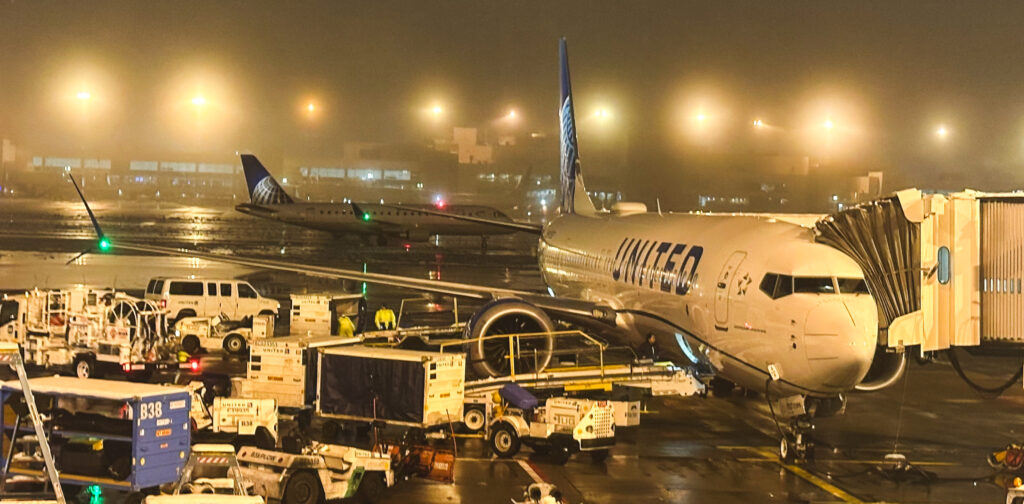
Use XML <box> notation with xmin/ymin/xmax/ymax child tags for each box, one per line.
<box><xmin>558</xmin><ymin>38</ymin><xmax>596</xmax><ymax>216</ymax></box>
<box><xmin>240</xmin><ymin>154</ymin><xmax>293</xmax><ymax>205</ymax></box>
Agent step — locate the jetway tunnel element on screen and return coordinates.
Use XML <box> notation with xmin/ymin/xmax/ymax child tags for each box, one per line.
<box><xmin>814</xmin><ymin>188</ymin><xmax>1024</xmax><ymax>356</ymax></box>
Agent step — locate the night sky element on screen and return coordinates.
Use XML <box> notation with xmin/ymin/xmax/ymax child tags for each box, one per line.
<box><xmin>4</xmin><ymin>1</ymin><xmax>1024</xmax><ymax>201</ymax></box>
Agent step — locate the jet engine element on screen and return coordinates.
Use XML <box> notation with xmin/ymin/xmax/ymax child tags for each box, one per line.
<box><xmin>463</xmin><ymin>298</ymin><xmax>555</xmax><ymax>377</ymax></box>
<box><xmin>854</xmin><ymin>346</ymin><xmax>907</xmax><ymax>391</ymax></box>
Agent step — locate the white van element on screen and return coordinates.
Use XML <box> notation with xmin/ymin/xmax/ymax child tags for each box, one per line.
<box><xmin>146</xmin><ymin>277</ymin><xmax>280</xmax><ymax>322</ymax></box>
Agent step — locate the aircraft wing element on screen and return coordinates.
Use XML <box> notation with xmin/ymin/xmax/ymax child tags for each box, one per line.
<box><xmin>382</xmin><ymin>204</ymin><xmax>543</xmax><ymax>234</ymax></box>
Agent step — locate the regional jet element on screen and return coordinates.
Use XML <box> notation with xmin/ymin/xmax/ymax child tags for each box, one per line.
<box><xmin>235</xmin><ymin>155</ymin><xmax>520</xmax><ymax>246</ymax></box>
<box><xmin>68</xmin><ymin>39</ymin><xmax>897</xmax><ymax>461</ymax></box>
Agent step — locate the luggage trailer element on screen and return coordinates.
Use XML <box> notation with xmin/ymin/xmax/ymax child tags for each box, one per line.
<box><xmin>1</xmin><ymin>376</ymin><xmax>191</xmax><ymax>503</ymax></box>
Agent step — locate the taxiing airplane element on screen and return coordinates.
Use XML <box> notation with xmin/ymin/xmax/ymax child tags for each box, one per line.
<box><xmin>235</xmin><ymin>154</ymin><xmax>522</xmax><ymax>245</ymax></box>
<box><xmin>68</xmin><ymin>39</ymin><xmax>899</xmax><ymax>461</ymax></box>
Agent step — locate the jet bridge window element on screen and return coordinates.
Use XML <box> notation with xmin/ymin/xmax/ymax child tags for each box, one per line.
<box><xmin>794</xmin><ymin>277</ymin><xmax>836</xmax><ymax>294</ymax></box>
<box><xmin>759</xmin><ymin>273</ymin><xmax>794</xmax><ymax>299</ymax></box>
<box><xmin>837</xmin><ymin>278</ymin><xmax>870</xmax><ymax>294</ymax></box>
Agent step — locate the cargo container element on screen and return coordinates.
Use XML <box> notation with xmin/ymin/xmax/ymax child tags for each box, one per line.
<box><xmin>316</xmin><ymin>346</ymin><xmax>465</xmax><ymax>428</ymax></box>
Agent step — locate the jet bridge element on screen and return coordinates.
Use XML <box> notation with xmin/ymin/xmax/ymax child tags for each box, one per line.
<box><xmin>815</xmin><ymin>188</ymin><xmax>1024</xmax><ymax>354</ymax></box>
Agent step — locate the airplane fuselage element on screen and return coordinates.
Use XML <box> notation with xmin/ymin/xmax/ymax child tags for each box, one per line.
<box><xmin>538</xmin><ymin>211</ymin><xmax>878</xmax><ymax>397</ymax></box>
<box><xmin>236</xmin><ymin>202</ymin><xmax>518</xmax><ymax>241</ymax></box>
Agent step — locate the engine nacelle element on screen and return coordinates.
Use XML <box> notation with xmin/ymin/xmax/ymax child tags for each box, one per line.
<box><xmin>854</xmin><ymin>346</ymin><xmax>907</xmax><ymax>392</ymax></box>
<box><xmin>463</xmin><ymin>298</ymin><xmax>555</xmax><ymax>378</ymax></box>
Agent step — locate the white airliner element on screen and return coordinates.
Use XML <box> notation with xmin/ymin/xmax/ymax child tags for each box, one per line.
<box><xmin>235</xmin><ymin>154</ymin><xmax>520</xmax><ymax>245</ymax></box>
<box><xmin>69</xmin><ymin>39</ymin><xmax>892</xmax><ymax>460</ymax></box>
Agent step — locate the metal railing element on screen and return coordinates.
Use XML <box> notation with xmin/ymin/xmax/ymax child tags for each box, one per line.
<box><xmin>438</xmin><ymin>329</ymin><xmax>608</xmax><ymax>381</ymax></box>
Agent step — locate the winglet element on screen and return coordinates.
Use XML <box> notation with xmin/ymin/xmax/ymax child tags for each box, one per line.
<box><xmin>68</xmin><ymin>173</ymin><xmax>111</xmax><ymax>252</ymax></box>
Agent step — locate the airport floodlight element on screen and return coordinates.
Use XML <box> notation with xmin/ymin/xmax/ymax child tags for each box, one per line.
<box><xmin>307</xmin><ymin>103</ymin><xmax>316</xmax><ymax>112</ymax></box>
<box><xmin>695</xmin><ymin>113</ymin><xmax>706</xmax><ymax>123</ymax></box>
<box><xmin>753</xmin><ymin>119</ymin><xmax>764</xmax><ymax>129</ymax></box>
<box><xmin>507</xmin><ymin>109</ymin><xmax>517</xmax><ymax>119</ymax></box>
<box><xmin>823</xmin><ymin>119</ymin><xmax>835</xmax><ymax>130</ymax></box>
<box><xmin>594</xmin><ymin>108</ymin><xmax>611</xmax><ymax>121</ymax></box>
<box><xmin>431</xmin><ymin>105</ymin><xmax>443</xmax><ymax>116</ymax></box>
<box><xmin>936</xmin><ymin>125</ymin><xmax>949</xmax><ymax>139</ymax></box>
<box><xmin>191</xmin><ymin>95</ymin><xmax>207</xmax><ymax>107</ymax></box>
<box><xmin>76</xmin><ymin>91</ymin><xmax>91</xmax><ymax>101</ymax></box>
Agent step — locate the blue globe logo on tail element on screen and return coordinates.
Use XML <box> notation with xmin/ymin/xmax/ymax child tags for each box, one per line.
<box><xmin>252</xmin><ymin>176</ymin><xmax>292</xmax><ymax>205</ymax></box>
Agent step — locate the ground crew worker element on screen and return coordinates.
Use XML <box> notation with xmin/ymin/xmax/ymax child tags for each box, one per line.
<box><xmin>374</xmin><ymin>304</ymin><xmax>396</xmax><ymax>330</ymax></box>
<box><xmin>336</xmin><ymin>314</ymin><xmax>355</xmax><ymax>338</ymax></box>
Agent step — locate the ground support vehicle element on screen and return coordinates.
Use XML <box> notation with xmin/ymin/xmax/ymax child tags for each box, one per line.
<box><xmin>486</xmin><ymin>383</ymin><xmax>615</xmax><ymax>464</ymax></box>
<box><xmin>186</xmin><ymin>382</ymin><xmax>277</xmax><ymax>448</ymax></box>
<box><xmin>236</xmin><ymin>442</ymin><xmax>394</xmax><ymax>504</ymax></box>
<box><xmin>1</xmin><ymin>376</ymin><xmax>190</xmax><ymax>504</ymax></box>
<box><xmin>174</xmin><ymin>314</ymin><xmax>274</xmax><ymax>356</ymax></box>
<box><xmin>0</xmin><ymin>289</ymin><xmax>182</xmax><ymax>380</ymax></box>
<box><xmin>145</xmin><ymin>278</ymin><xmax>280</xmax><ymax>324</ymax></box>
<box><xmin>144</xmin><ymin>444</ymin><xmax>263</xmax><ymax>504</ymax></box>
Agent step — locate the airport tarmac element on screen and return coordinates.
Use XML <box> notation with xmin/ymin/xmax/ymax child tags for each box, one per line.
<box><xmin>2</xmin><ymin>198</ymin><xmax>1023</xmax><ymax>503</ymax></box>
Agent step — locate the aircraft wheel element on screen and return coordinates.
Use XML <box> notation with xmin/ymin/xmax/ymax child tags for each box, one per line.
<box><xmin>489</xmin><ymin>423</ymin><xmax>521</xmax><ymax>458</ymax></box>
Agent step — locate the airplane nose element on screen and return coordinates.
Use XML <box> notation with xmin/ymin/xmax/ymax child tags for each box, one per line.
<box><xmin>803</xmin><ymin>299</ymin><xmax>877</xmax><ymax>391</ymax></box>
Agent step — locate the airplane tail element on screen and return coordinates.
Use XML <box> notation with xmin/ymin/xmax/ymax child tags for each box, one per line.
<box><xmin>240</xmin><ymin>154</ymin><xmax>294</xmax><ymax>205</ymax></box>
<box><xmin>558</xmin><ymin>38</ymin><xmax>596</xmax><ymax>216</ymax></box>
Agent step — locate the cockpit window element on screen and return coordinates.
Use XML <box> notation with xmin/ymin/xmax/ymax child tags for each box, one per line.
<box><xmin>837</xmin><ymin>278</ymin><xmax>870</xmax><ymax>294</ymax></box>
<box><xmin>794</xmin><ymin>277</ymin><xmax>836</xmax><ymax>294</ymax></box>
<box><xmin>760</xmin><ymin>273</ymin><xmax>793</xmax><ymax>299</ymax></box>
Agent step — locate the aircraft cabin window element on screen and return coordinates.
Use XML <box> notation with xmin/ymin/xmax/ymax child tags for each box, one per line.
<box><xmin>793</xmin><ymin>277</ymin><xmax>836</xmax><ymax>294</ymax></box>
<box><xmin>837</xmin><ymin>278</ymin><xmax>870</xmax><ymax>294</ymax></box>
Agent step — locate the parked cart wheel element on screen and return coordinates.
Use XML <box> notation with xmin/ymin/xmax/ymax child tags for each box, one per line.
<box><xmin>223</xmin><ymin>334</ymin><xmax>247</xmax><ymax>355</ymax></box>
<box><xmin>181</xmin><ymin>335</ymin><xmax>201</xmax><ymax>354</ymax></box>
<box><xmin>549</xmin><ymin>439</ymin><xmax>573</xmax><ymax>465</ymax></box>
<box><xmin>463</xmin><ymin>406</ymin><xmax>487</xmax><ymax>433</ymax></box>
<box><xmin>354</xmin><ymin>471</ymin><xmax>386</xmax><ymax>504</ymax></box>
<box><xmin>73</xmin><ymin>355</ymin><xmax>96</xmax><ymax>379</ymax></box>
<box><xmin>589</xmin><ymin>449</ymin><xmax>610</xmax><ymax>463</ymax></box>
<box><xmin>489</xmin><ymin>422</ymin><xmax>521</xmax><ymax>458</ymax></box>
<box><xmin>283</xmin><ymin>471</ymin><xmax>323</xmax><ymax>504</ymax></box>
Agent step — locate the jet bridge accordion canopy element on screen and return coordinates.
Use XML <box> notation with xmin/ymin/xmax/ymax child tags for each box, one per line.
<box><xmin>814</xmin><ymin>193</ymin><xmax>921</xmax><ymax>333</ymax></box>
<box><xmin>817</xmin><ymin>188</ymin><xmax>1024</xmax><ymax>352</ymax></box>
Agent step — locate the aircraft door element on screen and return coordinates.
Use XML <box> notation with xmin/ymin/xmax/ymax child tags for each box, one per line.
<box><xmin>714</xmin><ymin>251</ymin><xmax>747</xmax><ymax>325</ymax></box>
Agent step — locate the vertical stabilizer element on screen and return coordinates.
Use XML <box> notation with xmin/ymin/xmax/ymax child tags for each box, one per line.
<box><xmin>558</xmin><ymin>38</ymin><xmax>597</xmax><ymax>216</ymax></box>
<box><xmin>240</xmin><ymin>154</ymin><xmax>294</xmax><ymax>205</ymax></box>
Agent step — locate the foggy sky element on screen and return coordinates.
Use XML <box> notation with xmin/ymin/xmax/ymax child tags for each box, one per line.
<box><xmin>4</xmin><ymin>1</ymin><xmax>1024</xmax><ymax>200</ymax></box>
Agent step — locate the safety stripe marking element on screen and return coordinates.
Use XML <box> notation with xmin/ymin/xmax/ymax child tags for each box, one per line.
<box><xmin>517</xmin><ymin>459</ymin><xmax>546</xmax><ymax>484</ymax></box>
<box><xmin>754</xmin><ymin>448</ymin><xmax>865</xmax><ymax>504</ymax></box>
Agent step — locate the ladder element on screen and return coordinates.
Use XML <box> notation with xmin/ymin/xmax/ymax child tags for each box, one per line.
<box><xmin>0</xmin><ymin>342</ymin><xmax>65</xmax><ymax>503</ymax></box>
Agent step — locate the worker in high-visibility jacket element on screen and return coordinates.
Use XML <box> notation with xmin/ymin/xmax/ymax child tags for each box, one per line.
<box><xmin>374</xmin><ymin>304</ymin><xmax>396</xmax><ymax>330</ymax></box>
<box><xmin>336</xmin><ymin>314</ymin><xmax>355</xmax><ymax>338</ymax></box>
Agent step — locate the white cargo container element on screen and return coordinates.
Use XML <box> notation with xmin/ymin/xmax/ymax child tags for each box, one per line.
<box><xmin>316</xmin><ymin>346</ymin><xmax>465</xmax><ymax>428</ymax></box>
<box><xmin>240</xmin><ymin>335</ymin><xmax>359</xmax><ymax>409</ymax></box>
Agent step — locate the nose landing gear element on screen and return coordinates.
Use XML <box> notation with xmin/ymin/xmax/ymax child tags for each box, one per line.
<box><xmin>779</xmin><ymin>415</ymin><xmax>815</xmax><ymax>463</ymax></box>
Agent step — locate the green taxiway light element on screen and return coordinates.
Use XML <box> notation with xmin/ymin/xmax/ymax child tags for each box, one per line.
<box><xmin>98</xmin><ymin>238</ymin><xmax>111</xmax><ymax>251</ymax></box>
<box><xmin>362</xmin><ymin>213</ymin><xmax>371</xmax><ymax>222</ymax></box>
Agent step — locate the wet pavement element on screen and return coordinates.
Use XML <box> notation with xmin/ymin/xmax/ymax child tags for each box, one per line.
<box><xmin>2</xmin><ymin>197</ymin><xmax>1023</xmax><ymax>503</ymax></box>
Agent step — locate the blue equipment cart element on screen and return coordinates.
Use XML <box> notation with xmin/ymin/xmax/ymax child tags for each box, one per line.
<box><xmin>1</xmin><ymin>376</ymin><xmax>190</xmax><ymax>496</ymax></box>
